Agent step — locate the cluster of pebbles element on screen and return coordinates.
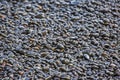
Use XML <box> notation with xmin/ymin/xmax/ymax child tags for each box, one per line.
<box><xmin>0</xmin><ymin>0</ymin><xmax>120</xmax><ymax>80</ymax></box>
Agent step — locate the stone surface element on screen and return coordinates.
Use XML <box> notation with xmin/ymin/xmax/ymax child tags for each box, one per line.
<box><xmin>0</xmin><ymin>0</ymin><xmax>119</xmax><ymax>80</ymax></box>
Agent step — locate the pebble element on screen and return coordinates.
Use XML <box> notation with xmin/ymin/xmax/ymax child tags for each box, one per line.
<box><xmin>115</xmin><ymin>69</ymin><xmax>120</xmax><ymax>76</ymax></box>
<box><xmin>60</xmin><ymin>74</ymin><xmax>71</xmax><ymax>80</ymax></box>
<box><xmin>59</xmin><ymin>67</ymin><xmax>67</xmax><ymax>72</ymax></box>
<box><xmin>87</xmin><ymin>7</ymin><xmax>94</xmax><ymax>12</ymax></box>
<box><xmin>57</xmin><ymin>43</ymin><xmax>64</xmax><ymax>49</ymax></box>
<box><xmin>84</xmin><ymin>54</ymin><xmax>90</xmax><ymax>60</ymax></box>
<box><xmin>110</xmin><ymin>63</ymin><xmax>116</xmax><ymax>68</ymax></box>
<box><xmin>40</xmin><ymin>52</ymin><xmax>49</xmax><ymax>57</ymax></box>
<box><xmin>86</xmin><ymin>70</ymin><xmax>92</xmax><ymax>76</ymax></box>
<box><xmin>62</xmin><ymin>59</ymin><xmax>70</xmax><ymax>64</ymax></box>
<box><xmin>101</xmin><ymin>52</ymin><xmax>108</xmax><ymax>58</ymax></box>
<box><xmin>42</xmin><ymin>66</ymin><xmax>49</xmax><ymax>72</ymax></box>
<box><xmin>45</xmin><ymin>75</ymin><xmax>52</xmax><ymax>80</ymax></box>
<box><xmin>0</xmin><ymin>13</ymin><xmax>6</xmax><ymax>19</ymax></box>
<box><xmin>104</xmin><ymin>44</ymin><xmax>110</xmax><ymax>49</ymax></box>
<box><xmin>35</xmin><ymin>13</ymin><xmax>45</xmax><ymax>19</ymax></box>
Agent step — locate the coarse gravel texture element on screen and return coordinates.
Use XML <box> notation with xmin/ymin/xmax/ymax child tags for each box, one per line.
<box><xmin>0</xmin><ymin>0</ymin><xmax>120</xmax><ymax>80</ymax></box>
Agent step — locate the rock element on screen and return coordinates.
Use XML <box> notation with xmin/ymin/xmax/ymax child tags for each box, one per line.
<box><xmin>59</xmin><ymin>67</ymin><xmax>67</xmax><ymax>72</ymax></box>
<box><xmin>115</xmin><ymin>69</ymin><xmax>120</xmax><ymax>76</ymax></box>
<box><xmin>45</xmin><ymin>75</ymin><xmax>52</xmax><ymax>80</ymax></box>
<box><xmin>35</xmin><ymin>13</ymin><xmax>45</xmax><ymax>18</ymax></box>
<box><xmin>86</xmin><ymin>70</ymin><xmax>92</xmax><ymax>76</ymax></box>
<box><xmin>62</xmin><ymin>59</ymin><xmax>70</xmax><ymax>64</ymax></box>
<box><xmin>105</xmin><ymin>70</ymin><xmax>114</xmax><ymax>75</ymax></box>
<box><xmin>42</xmin><ymin>66</ymin><xmax>49</xmax><ymax>72</ymax></box>
<box><xmin>84</xmin><ymin>54</ymin><xmax>90</xmax><ymax>60</ymax></box>
<box><xmin>104</xmin><ymin>44</ymin><xmax>110</xmax><ymax>49</ymax></box>
<box><xmin>25</xmin><ymin>4</ymin><xmax>32</xmax><ymax>12</ymax></box>
<box><xmin>57</xmin><ymin>43</ymin><xmax>64</xmax><ymax>49</ymax></box>
<box><xmin>60</xmin><ymin>74</ymin><xmax>71</xmax><ymax>80</ymax></box>
<box><xmin>87</xmin><ymin>7</ymin><xmax>94</xmax><ymax>12</ymax></box>
<box><xmin>110</xmin><ymin>63</ymin><xmax>116</xmax><ymax>68</ymax></box>
<box><xmin>40</xmin><ymin>52</ymin><xmax>49</xmax><ymax>57</ymax></box>
<box><xmin>0</xmin><ymin>13</ymin><xmax>6</xmax><ymax>19</ymax></box>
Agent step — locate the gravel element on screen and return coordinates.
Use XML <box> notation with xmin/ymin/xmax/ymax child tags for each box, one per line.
<box><xmin>0</xmin><ymin>0</ymin><xmax>120</xmax><ymax>80</ymax></box>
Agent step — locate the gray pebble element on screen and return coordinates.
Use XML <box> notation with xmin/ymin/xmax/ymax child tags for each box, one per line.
<box><xmin>84</xmin><ymin>54</ymin><xmax>90</xmax><ymax>60</ymax></box>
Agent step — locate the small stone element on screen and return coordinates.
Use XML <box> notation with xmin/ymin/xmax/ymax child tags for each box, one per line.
<box><xmin>42</xmin><ymin>66</ymin><xmax>49</xmax><ymax>72</ymax></box>
<box><xmin>0</xmin><ymin>57</ymin><xmax>4</xmax><ymax>64</ymax></box>
<box><xmin>56</xmin><ymin>60</ymin><xmax>62</xmax><ymax>66</ymax></box>
<box><xmin>91</xmin><ymin>1</ymin><xmax>102</xmax><ymax>5</ymax></box>
<box><xmin>62</xmin><ymin>59</ymin><xmax>70</xmax><ymax>64</ymax></box>
<box><xmin>17</xmin><ymin>11</ymin><xmax>27</xmax><ymax>16</ymax></box>
<box><xmin>9</xmin><ymin>74</ymin><xmax>14</xmax><ymax>78</ymax></box>
<box><xmin>84</xmin><ymin>54</ymin><xmax>90</xmax><ymax>60</ymax></box>
<box><xmin>41</xmin><ymin>52</ymin><xmax>49</xmax><ymax>57</ymax></box>
<box><xmin>105</xmin><ymin>70</ymin><xmax>114</xmax><ymax>75</ymax></box>
<box><xmin>101</xmin><ymin>52</ymin><xmax>108</xmax><ymax>58</ymax></box>
<box><xmin>59</xmin><ymin>67</ymin><xmax>67</xmax><ymax>72</ymax></box>
<box><xmin>91</xmin><ymin>40</ymin><xmax>99</xmax><ymax>46</ymax></box>
<box><xmin>35</xmin><ymin>13</ymin><xmax>45</xmax><ymax>18</ymax></box>
<box><xmin>100</xmin><ymin>8</ymin><xmax>110</xmax><ymax>13</ymax></box>
<box><xmin>34</xmin><ymin>64</ymin><xmax>41</xmax><ymax>69</ymax></box>
<box><xmin>37</xmin><ymin>5</ymin><xmax>42</xmax><ymax>10</ymax></box>
<box><xmin>115</xmin><ymin>69</ymin><xmax>120</xmax><ymax>76</ymax></box>
<box><xmin>45</xmin><ymin>75</ymin><xmax>52</xmax><ymax>80</ymax></box>
<box><xmin>23</xmin><ymin>77</ymin><xmax>30</xmax><ymax>80</ymax></box>
<box><xmin>103</xmin><ymin>18</ymin><xmax>110</xmax><ymax>23</ymax></box>
<box><xmin>25</xmin><ymin>4</ymin><xmax>32</xmax><ymax>12</ymax></box>
<box><xmin>90</xmin><ymin>33</ymin><xmax>99</xmax><ymax>37</ymax></box>
<box><xmin>86</xmin><ymin>70</ymin><xmax>92</xmax><ymax>76</ymax></box>
<box><xmin>76</xmin><ymin>51</ymin><xmax>83</xmax><ymax>58</ymax></box>
<box><xmin>70</xmin><ymin>36</ymin><xmax>78</xmax><ymax>40</ymax></box>
<box><xmin>18</xmin><ymin>71</ymin><xmax>24</xmax><ymax>75</ymax></box>
<box><xmin>8</xmin><ymin>52</ymin><xmax>15</xmax><ymax>58</ymax></box>
<box><xmin>34</xmin><ymin>46</ymin><xmax>40</xmax><ymax>50</ymax></box>
<box><xmin>70</xmin><ymin>0</ymin><xmax>79</xmax><ymax>5</ymax></box>
<box><xmin>0</xmin><ymin>13</ymin><xmax>6</xmax><ymax>19</ymax></box>
<box><xmin>110</xmin><ymin>63</ymin><xmax>116</xmax><ymax>68</ymax></box>
<box><xmin>60</xmin><ymin>74</ymin><xmax>71</xmax><ymax>80</ymax></box>
<box><xmin>87</xmin><ymin>7</ymin><xmax>94</xmax><ymax>12</ymax></box>
<box><xmin>101</xmin><ymin>31</ymin><xmax>110</xmax><ymax>37</ymax></box>
<box><xmin>104</xmin><ymin>44</ymin><xmax>110</xmax><ymax>48</ymax></box>
<box><xmin>111</xmin><ymin>24</ymin><xmax>118</xmax><ymax>28</ymax></box>
<box><xmin>0</xmin><ymin>32</ymin><xmax>7</xmax><ymax>37</ymax></box>
<box><xmin>57</xmin><ymin>43</ymin><xmax>64</xmax><ymax>49</ymax></box>
<box><xmin>111</xmin><ymin>53</ymin><xmax>119</xmax><ymax>60</ymax></box>
<box><xmin>71</xmin><ymin>16</ymin><xmax>80</xmax><ymax>21</ymax></box>
<box><xmin>29</xmin><ymin>38</ymin><xmax>35</xmax><ymax>41</ymax></box>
